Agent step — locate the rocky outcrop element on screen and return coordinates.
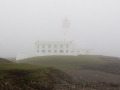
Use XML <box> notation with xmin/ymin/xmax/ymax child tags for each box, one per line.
<box><xmin>0</xmin><ymin>67</ymin><xmax>120</xmax><ymax>90</ymax></box>
<box><xmin>0</xmin><ymin>67</ymin><xmax>74</xmax><ymax>90</ymax></box>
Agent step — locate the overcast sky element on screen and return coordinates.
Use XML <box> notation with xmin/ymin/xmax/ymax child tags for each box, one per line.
<box><xmin>0</xmin><ymin>0</ymin><xmax>120</xmax><ymax>58</ymax></box>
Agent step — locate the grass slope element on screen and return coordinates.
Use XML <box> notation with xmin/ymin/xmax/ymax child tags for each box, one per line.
<box><xmin>67</xmin><ymin>70</ymin><xmax>120</xmax><ymax>83</ymax></box>
<box><xmin>0</xmin><ymin>56</ymin><xmax>120</xmax><ymax>89</ymax></box>
<box><xmin>0</xmin><ymin>63</ymin><xmax>45</xmax><ymax>70</ymax></box>
<box><xmin>18</xmin><ymin>55</ymin><xmax>120</xmax><ymax>75</ymax></box>
<box><xmin>0</xmin><ymin>58</ymin><xmax>13</xmax><ymax>64</ymax></box>
<box><xmin>18</xmin><ymin>55</ymin><xmax>105</xmax><ymax>69</ymax></box>
<box><xmin>0</xmin><ymin>66</ymin><xmax>73</xmax><ymax>90</ymax></box>
<box><xmin>0</xmin><ymin>63</ymin><xmax>74</xmax><ymax>90</ymax></box>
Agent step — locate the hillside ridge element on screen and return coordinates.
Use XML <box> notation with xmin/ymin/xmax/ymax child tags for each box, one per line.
<box><xmin>0</xmin><ymin>58</ymin><xmax>13</xmax><ymax>64</ymax></box>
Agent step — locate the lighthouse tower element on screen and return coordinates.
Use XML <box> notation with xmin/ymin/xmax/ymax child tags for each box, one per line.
<box><xmin>62</xmin><ymin>18</ymin><xmax>70</xmax><ymax>41</ymax></box>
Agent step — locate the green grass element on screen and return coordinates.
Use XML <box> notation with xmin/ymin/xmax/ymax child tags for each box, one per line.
<box><xmin>0</xmin><ymin>63</ymin><xmax>48</xmax><ymax>82</ymax></box>
<box><xmin>18</xmin><ymin>55</ymin><xmax>106</xmax><ymax>69</ymax></box>
<box><xmin>1</xmin><ymin>55</ymin><xmax>116</xmax><ymax>70</ymax></box>
<box><xmin>0</xmin><ymin>58</ymin><xmax>12</xmax><ymax>64</ymax></box>
<box><xmin>0</xmin><ymin>63</ymin><xmax>46</xmax><ymax>70</ymax></box>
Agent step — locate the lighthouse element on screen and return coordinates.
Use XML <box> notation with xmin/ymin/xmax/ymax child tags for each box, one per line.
<box><xmin>62</xmin><ymin>18</ymin><xmax>70</xmax><ymax>41</ymax></box>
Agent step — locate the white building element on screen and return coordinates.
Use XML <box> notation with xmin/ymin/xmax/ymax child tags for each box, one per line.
<box><xmin>16</xmin><ymin>40</ymin><xmax>93</xmax><ymax>60</ymax></box>
<box><xmin>16</xmin><ymin>18</ymin><xmax>93</xmax><ymax>60</ymax></box>
<box><xmin>35</xmin><ymin>40</ymin><xmax>76</xmax><ymax>56</ymax></box>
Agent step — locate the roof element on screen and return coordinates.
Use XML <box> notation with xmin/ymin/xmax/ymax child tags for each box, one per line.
<box><xmin>35</xmin><ymin>41</ymin><xmax>73</xmax><ymax>45</ymax></box>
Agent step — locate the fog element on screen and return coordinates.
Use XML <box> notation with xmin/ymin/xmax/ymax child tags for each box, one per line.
<box><xmin>0</xmin><ymin>0</ymin><xmax>120</xmax><ymax>58</ymax></box>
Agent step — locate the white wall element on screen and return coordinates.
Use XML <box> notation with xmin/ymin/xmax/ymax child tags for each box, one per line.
<box><xmin>16</xmin><ymin>44</ymin><xmax>77</xmax><ymax>60</ymax></box>
<box><xmin>77</xmin><ymin>49</ymin><xmax>93</xmax><ymax>55</ymax></box>
<box><xmin>36</xmin><ymin>44</ymin><xmax>75</xmax><ymax>55</ymax></box>
<box><xmin>16</xmin><ymin>53</ymin><xmax>37</xmax><ymax>60</ymax></box>
<box><xmin>16</xmin><ymin>43</ymin><xmax>93</xmax><ymax>61</ymax></box>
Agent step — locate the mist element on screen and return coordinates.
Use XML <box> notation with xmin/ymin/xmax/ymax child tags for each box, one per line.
<box><xmin>0</xmin><ymin>0</ymin><xmax>120</xmax><ymax>58</ymax></box>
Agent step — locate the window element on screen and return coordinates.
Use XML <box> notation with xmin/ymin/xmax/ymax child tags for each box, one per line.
<box><xmin>60</xmin><ymin>45</ymin><xmax>63</xmax><ymax>48</ymax></box>
<box><xmin>42</xmin><ymin>45</ymin><xmax>45</xmax><ymax>48</ymax></box>
<box><xmin>87</xmin><ymin>51</ymin><xmax>89</xmax><ymax>53</ymax></box>
<box><xmin>42</xmin><ymin>50</ymin><xmax>45</xmax><ymax>53</ymax></box>
<box><xmin>37</xmin><ymin>45</ymin><xmax>39</xmax><ymax>48</ymax></box>
<box><xmin>37</xmin><ymin>50</ymin><xmax>39</xmax><ymax>53</ymax></box>
<box><xmin>66</xmin><ymin>50</ymin><xmax>68</xmax><ymax>53</ymax></box>
<box><xmin>48</xmin><ymin>45</ymin><xmax>51</xmax><ymax>48</ymax></box>
<box><xmin>60</xmin><ymin>50</ymin><xmax>63</xmax><ymax>53</ymax></box>
<box><xmin>54</xmin><ymin>45</ymin><xmax>57</xmax><ymax>48</ymax></box>
<box><xmin>66</xmin><ymin>45</ymin><xmax>68</xmax><ymax>48</ymax></box>
<box><xmin>48</xmin><ymin>50</ymin><xmax>51</xmax><ymax>53</ymax></box>
<box><xmin>54</xmin><ymin>50</ymin><xmax>57</xmax><ymax>53</ymax></box>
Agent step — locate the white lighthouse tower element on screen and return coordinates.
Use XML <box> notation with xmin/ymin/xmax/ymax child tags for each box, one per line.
<box><xmin>62</xmin><ymin>18</ymin><xmax>70</xmax><ymax>41</ymax></box>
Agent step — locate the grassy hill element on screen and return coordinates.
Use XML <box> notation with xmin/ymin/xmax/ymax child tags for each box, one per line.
<box><xmin>18</xmin><ymin>55</ymin><xmax>105</xmax><ymax>69</ymax></box>
<box><xmin>1</xmin><ymin>56</ymin><xmax>120</xmax><ymax>89</ymax></box>
<box><xmin>0</xmin><ymin>64</ymin><xmax>74</xmax><ymax>90</ymax></box>
<box><xmin>0</xmin><ymin>62</ymin><xmax>74</xmax><ymax>90</ymax></box>
<box><xmin>6</xmin><ymin>57</ymin><xmax>16</xmax><ymax>62</ymax></box>
<box><xmin>0</xmin><ymin>63</ymin><xmax>45</xmax><ymax>70</ymax></box>
<box><xmin>0</xmin><ymin>57</ymin><xmax>13</xmax><ymax>64</ymax></box>
<box><xmin>1</xmin><ymin>64</ymin><xmax>120</xmax><ymax>90</ymax></box>
<box><xmin>18</xmin><ymin>55</ymin><xmax>120</xmax><ymax>79</ymax></box>
<box><xmin>18</xmin><ymin>55</ymin><xmax>120</xmax><ymax>73</ymax></box>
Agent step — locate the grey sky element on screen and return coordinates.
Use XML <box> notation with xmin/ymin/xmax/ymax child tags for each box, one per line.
<box><xmin>0</xmin><ymin>0</ymin><xmax>120</xmax><ymax>57</ymax></box>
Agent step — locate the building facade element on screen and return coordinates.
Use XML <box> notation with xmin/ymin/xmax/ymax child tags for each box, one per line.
<box><xmin>16</xmin><ymin>40</ymin><xmax>93</xmax><ymax>60</ymax></box>
<box><xmin>16</xmin><ymin>18</ymin><xmax>93</xmax><ymax>60</ymax></box>
<box><xmin>35</xmin><ymin>40</ymin><xmax>76</xmax><ymax>56</ymax></box>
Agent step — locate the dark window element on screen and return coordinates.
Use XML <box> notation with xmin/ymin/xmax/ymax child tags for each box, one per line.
<box><xmin>48</xmin><ymin>50</ymin><xmax>51</xmax><ymax>53</ymax></box>
<box><xmin>37</xmin><ymin>50</ymin><xmax>39</xmax><ymax>53</ymax></box>
<box><xmin>60</xmin><ymin>45</ymin><xmax>63</xmax><ymax>48</ymax></box>
<box><xmin>42</xmin><ymin>50</ymin><xmax>45</xmax><ymax>53</ymax></box>
<box><xmin>37</xmin><ymin>45</ymin><xmax>39</xmax><ymax>48</ymax></box>
<box><xmin>54</xmin><ymin>45</ymin><xmax>57</xmax><ymax>48</ymax></box>
<box><xmin>87</xmin><ymin>51</ymin><xmax>89</xmax><ymax>53</ymax></box>
<box><xmin>42</xmin><ymin>45</ymin><xmax>45</xmax><ymax>48</ymax></box>
<box><xmin>60</xmin><ymin>50</ymin><xmax>63</xmax><ymax>53</ymax></box>
<box><xmin>54</xmin><ymin>50</ymin><xmax>57</xmax><ymax>53</ymax></box>
<box><xmin>66</xmin><ymin>45</ymin><xmax>68</xmax><ymax>48</ymax></box>
<box><xmin>48</xmin><ymin>45</ymin><xmax>51</xmax><ymax>48</ymax></box>
<box><xmin>66</xmin><ymin>50</ymin><xmax>68</xmax><ymax>53</ymax></box>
